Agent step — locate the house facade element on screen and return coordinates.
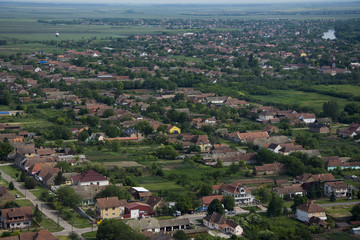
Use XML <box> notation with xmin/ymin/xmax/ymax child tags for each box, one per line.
<box><xmin>324</xmin><ymin>181</ymin><xmax>348</xmax><ymax>198</ymax></box>
<box><xmin>71</xmin><ymin>170</ymin><xmax>109</xmax><ymax>186</ymax></box>
<box><xmin>95</xmin><ymin>197</ymin><xmax>126</xmax><ymax>219</ymax></box>
<box><xmin>203</xmin><ymin>213</ymin><xmax>243</xmax><ymax>236</ymax></box>
<box><xmin>217</xmin><ymin>183</ymin><xmax>255</xmax><ymax>205</ymax></box>
<box><xmin>0</xmin><ymin>206</ymin><xmax>32</xmax><ymax>230</ymax></box>
<box><xmin>295</xmin><ymin>201</ymin><xmax>326</xmax><ymax>222</ymax></box>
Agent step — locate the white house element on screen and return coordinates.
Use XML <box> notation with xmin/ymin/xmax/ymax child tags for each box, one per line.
<box><xmin>203</xmin><ymin>212</ymin><xmax>243</xmax><ymax>236</ymax></box>
<box><xmin>299</xmin><ymin>113</ymin><xmax>316</xmax><ymax>124</ymax></box>
<box><xmin>295</xmin><ymin>201</ymin><xmax>326</xmax><ymax>222</ymax></box>
<box><xmin>324</xmin><ymin>181</ymin><xmax>348</xmax><ymax>198</ymax></box>
<box><xmin>71</xmin><ymin>170</ymin><xmax>109</xmax><ymax>186</ymax></box>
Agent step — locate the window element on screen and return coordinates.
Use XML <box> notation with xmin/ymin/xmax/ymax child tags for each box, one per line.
<box><xmin>112</xmin><ymin>213</ymin><xmax>115</xmax><ymax>215</ymax></box>
<box><xmin>105</xmin><ymin>214</ymin><xmax>108</xmax><ymax>216</ymax></box>
<box><xmin>112</xmin><ymin>207</ymin><xmax>115</xmax><ymax>210</ymax></box>
<box><xmin>17</xmin><ymin>223</ymin><xmax>20</xmax><ymax>225</ymax></box>
<box><xmin>97</xmin><ymin>182</ymin><xmax>100</xmax><ymax>185</ymax></box>
<box><xmin>105</xmin><ymin>208</ymin><xmax>108</xmax><ymax>211</ymax></box>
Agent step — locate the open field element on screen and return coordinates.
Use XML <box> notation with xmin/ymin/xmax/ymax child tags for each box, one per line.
<box><xmin>313</xmin><ymin>84</ymin><xmax>360</xmax><ymax>98</ymax></box>
<box><xmin>324</xmin><ymin>205</ymin><xmax>354</xmax><ymax>218</ymax></box>
<box><xmin>102</xmin><ymin>161</ymin><xmax>144</xmax><ymax>168</ymax></box>
<box><xmin>251</xmin><ymin>90</ymin><xmax>357</xmax><ymax>112</ymax></box>
<box><xmin>318</xmin><ymin>232</ymin><xmax>360</xmax><ymax>240</ymax></box>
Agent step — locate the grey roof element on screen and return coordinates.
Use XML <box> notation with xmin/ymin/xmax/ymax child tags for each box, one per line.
<box><xmin>126</xmin><ymin>218</ymin><xmax>160</xmax><ymax>231</ymax></box>
<box><xmin>159</xmin><ymin>218</ymin><xmax>190</xmax><ymax>228</ymax></box>
<box><xmin>69</xmin><ymin>185</ymin><xmax>106</xmax><ymax>200</ymax></box>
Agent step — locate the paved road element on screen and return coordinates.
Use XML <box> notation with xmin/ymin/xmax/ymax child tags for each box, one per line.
<box><xmin>0</xmin><ymin>165</ymin><xmax>96</xmax><ymax>237</ymax></box>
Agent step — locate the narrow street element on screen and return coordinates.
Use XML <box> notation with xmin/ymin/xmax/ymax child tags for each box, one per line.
<box><xmin>0</xmin><ymin>165</ymin><xmax>96</xmax><ymax>236</ymax></box>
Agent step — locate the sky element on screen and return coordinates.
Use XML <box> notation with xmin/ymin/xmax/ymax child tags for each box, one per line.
<box><xmin>1</xmin><ymin>0</ymin><xmax>345</xmax><ymax>4</ymax></box>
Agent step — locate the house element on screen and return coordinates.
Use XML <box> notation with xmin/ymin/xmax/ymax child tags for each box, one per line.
<box><xmin>95</xmin><ymin>197</ymin><xmax>127</xmax><ymax>219</ymax></box>
<box><xmin>299</xmin><ymin>113</ymin><xmax>316</xmax><ymax>124</ymax></box>
<box><xmin>216</xmin><ymin>183</ymin><xmax>255</xmax><ymax>205</ymax></box>
<box><xmin>295</xmin><ymin>201</ymin><xmax>326</xmax><ymax>222</ymax></box>
<box><xmin>202</xmin><ymin>195</ymin><xmax>223</xmax><ymax>208</ymax></box>
<box><xmin>233</xmin><ymin>131</ymin><xmax>269</xmax><ymax>143</ymax></box>
<box><xmin>0</xmin><ymin>186</ymin><xmax>15</xmax><ymax>205</ymax></box>
<box><xmin>253</xmin><ymin>162</ymin><xmax>287</xmax><ymax>176</ymax></box>
<box><xmin>337</xmin><ymin>123</ymin><xmax>360</xmax><ymax>138</ymax></box>
<box><xmin>167</xmin><ymin>125</ymin><xmax>181</xmax><ymax>134</ymax></box>
<box><xmin>324</xmin><ymin>180</ymin><xmax>348</xmax><ymax>198</ymax></box>
<box><xmin>123</xmin><ymin>202</ymin><xmax>154</xmax><ymax>219</ymax></box>
<box><xmin>0</xmin><ymin>206</ymin><xmax>32</xmax><ymax>229</ymax></box>
<box><xmin>71</xmin><ymin>170</ymin><xmax>109</xmax><ymax>186</ymax></box>
<box><xmin>258</xmin><ymin>111</ymin><xmax>275</xmax><ymax>121</ymax></box>
<box><xmin>309</xmin><ymin>123</ymin><xmax>330</xmax><ymax>134</ymax></box>
<box><xmin>326</xmin><ymin>159</ymin><xmax>360</xmax><ymax>171</ymax></box>
<box><xmin>131</xmin><ymin>187</ymin><xmax>152</xmax><ymax>201</ymax></box>
<box><xmin>146</xmin><ymin>195</ymin><xmax>166</xmax><ymax>211</ymax></box>
<box><xmin>294</xmin><ymin>173</ymin><xmax>335</xmax><ymax>184</ymax></box>
<box><xmin>0</xmin><ymin>230</ymin><xmax>58</xmax><ymax>240</ymax></box>
<box><xmin>274</xmin><ymin>184</ymin><xmax>305</xmax><ymax>198</ymax></box>
<box><xmin>203</xmin><ymin>212</ymin><xmax>243</xmax><ymax>236</ymax></box>
<box><xmin>193</xmin><ymin>135</ymin><xmax>212</xmax><ymax>152</ymax></box>
<box><xmin>264</xmin><ymin>124</ymin><xmax>279</xmax><ymax>133</ymax></box>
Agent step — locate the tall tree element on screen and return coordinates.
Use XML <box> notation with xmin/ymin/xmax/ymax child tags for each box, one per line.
<box><xmin>33</xmin><ymin>204</ymin><xmax>42</xmax><ymax>223</ymax></box>
<box><xmin>56</xmin><ymin>186</ymin><xmax>83</xmax><ymax>208</ymax></box>
<box><xmin>322</xmin><ymin>100</ymin><xmax>340</xmax><ymax>121</ymax></box>
<box><xmin>96</xmin><ymin>219</ymin><xmax>146</xmax><ymax>240</ymax></box>
<box><xmin>0</xmin><ymin>142</ymin><xmax>14</xmax><ymax>160</ymax></box>
<box><xmin>291</xmin><ymin>195</ymin><xmax>308</xmax><ymax>212</ymax></box>
<box><xmin>207</xmin><ymin>199</ymin><xmax>224</xmax><ymax>215</ymax></box>
<box><xmin>222</xmin><ymin>195</ymin><xmax>235</xmax><ymax>211</ymax></box>
<box><xmin>267</xmin><ymin>193</ymin><xmax>284</xmax><ymax>217</ymax></box>
<box><xmin>54</xmin><ymin>171</ymin><xmax>66</xmax><ymax>185</ymax></box>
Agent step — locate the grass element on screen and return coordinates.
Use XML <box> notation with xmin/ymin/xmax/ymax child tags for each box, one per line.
<box><xmin>41</xmin><ymin>215</ymin><xmax>64</xmax><ymax>233</ymax></box>
<box><xmin>28</xmin><ymin>184</ymin><xmax>49</xmax><ymax>199</ymax></box>
<box><xmin>251</xmin><ymin>89</ymin><xmax>357</xmax><ymax>112</ymax></box>
<box><xmin>314</xmin><ymin>198</ymin><xmax>360</xmax><ymax>204</ymax></box>
<box><xmin>65</xmin><ymin>212</ymin><xmax>92</xmax><ymax>229</ymax></box>
<box><xmin>313</xmin><ymin>84</ymin><xmax>360</xmax><ymax>98</ymax></box>
<box><xmin>0</xmin><ymin>178</ymin><xmax>24</xmax><ymax>197</ymax></box>
<box><xmin>0</xmin><ymin>165</ymin><xmax>22</xmax><ymax>179</ymax></box>
<box><xmin>320</xmin><ymin>232</ymin><xmax>360</xmax><ymax>240</ymax></box>
<box><xmin>15</xmin><ymin>199</ymin><xmax>33</xmax><ymax>207</ymax></box>
<box><xmin>324</xmin><ymin>205</ymin><xmax>354</xmax><ymax>218</ymax></box>
<box><xmin>82</xmin><ymin>231</ymin><xmax>97</xmax><ymax>240</ymax></box>
<box><xmin>155</xmin><ymin>216</ymin><xmax>176</xmax><ymax>220</ymax></box>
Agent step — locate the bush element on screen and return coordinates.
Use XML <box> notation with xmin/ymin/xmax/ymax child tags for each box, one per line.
<box><xmin>24</xmin><ymin>177</ymin><xmax>36</xmax><ymax>189</ymax></box>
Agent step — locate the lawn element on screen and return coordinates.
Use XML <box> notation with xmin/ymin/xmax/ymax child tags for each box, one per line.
<box><xmin>324</xmin><ymin>205</ymin><xmax>354</xmax><ymax>218</ymax></box>
<box><xmin>251</xmin><ymin>90</ymin><xmax>356</xmax><ymax>112</ymax></box>
<box><xmin>41</xmin><ymin>215</ymin><xmax>64</xmax><ymax>233</ymax></box>
<box><xmin>65</xmin><ymin>212</ymin><xmax>92</xmax><ymax>229</ymax></box>
<box><xmin>15</xmin><ymin>199</ymin><xmax>33</xmax><ymax>207</ymax></box>
<box><xmin>28</xmin><ymin>184</ymin><xmax>49</xmax><ymax>199</ymax></box>
<box><xmin>0</xmin><ymin>165</ymin><xmax>22</xmax><ymax>180</ymax></box>
<box><xmin>0</xmin><ymin>178</ymin><xmax>23</xmax><ymax>197</ymax></box>
<box><xmin>82</xmin><ymin>231</ymin><xmax>97</xmax><ymax>240</ymax></box>
<box><xmin>320</xmin><ymin>232</ymin><xmax>360</xmax><ymax>240</ymax></box>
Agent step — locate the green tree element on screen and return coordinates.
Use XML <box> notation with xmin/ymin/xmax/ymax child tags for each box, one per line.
<box><xmin>56</xmin><ymin>186</ymin><xmax>83</xmax><ymax>208</ymax></box>
<box><xmin>267</xmin><ymin>193</ymin><xmax>284</xmax><ymax>217</ymax></box>
<box><xmin>24</xmin><ymin>177</ymin><xmax>36</xmax><ymax>189</ymax></box>
<box><xmin>207</xmin><ymin>199</ymin><xmax>224</xmax><ymax>215</ymax></box>
<box><xmin>0</xmin><ymin>142</ymin><xmax>14</xmax><ymax>160</ymax></box>
<box><xmin>96</xmin><ymin>219</ymin><xmax>146</xmax><ymax>240</ymax></box>
<box><xmin>96</xmin><ymin>185</ymin><xmax>131</xmax><ymax>200</ymax></box>
<box><xmin>322</xmin><ymin>100</ymin><xmax>340</xmax><ymax>121</ymax></box>
<box><xmin>8</xmin><ymin>182</ymin><xmax>14</xmax><ymax>190</ymax></box>
<box><xmin>330</xmin><ymin>191</ymin><xmax>336</xmax><ymax>202</ymax></box>
<box><xmin>174</xmin><ymin>230</ymin><xmax>189</xmax><ymax>240</ymax></box>
<box><xmin>78</xmin><ymin>130</ymin><xmax>90</xmax><ymax>142</ymax></box>
<box><xmin>291</xmin><ymin>195</ymin><xmax>307</xmax><ymax>212</ymax></box>
<box><xmin>222</xmin><ymin>195</ymin><xmax>235</xmax><ymax>211</ymax></box>
<box><xmin>198</xmin><ymin>184</ymin><xmax>212</xmax><ymax>197</ymax></box>
<box><xmin>54</xmin><ymin>171</ymin><xmax>66</xmax><ymax>185</ymax></box>
<box><xmin>352</xmin><ymin>204</ymin><xmax>360</xmax><ymax>220</ymax></box>
<box><xmin>33</xmin><ymin>204</ymin><xmax>42</xmax><ymax>223</ymax></box>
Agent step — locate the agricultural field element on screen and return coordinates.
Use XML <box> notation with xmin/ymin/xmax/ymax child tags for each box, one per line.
<box><xmin>313</xmin><ymin>84</ymin><xmax>360</xmax><ymax>98</ymax></box>
<box><xmin>251</xmin><ymin>90</ymin><xmax>357</xmax><ymax>112</ymax></box>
